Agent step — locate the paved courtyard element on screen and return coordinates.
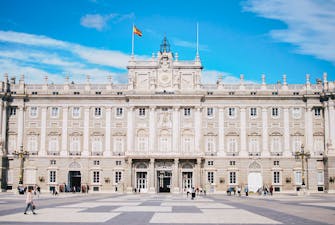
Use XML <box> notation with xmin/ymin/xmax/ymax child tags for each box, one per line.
<box><xmin>0</xmin><ymin>192</ymin><xmax>334</xmax><ymax>225</ymax></box>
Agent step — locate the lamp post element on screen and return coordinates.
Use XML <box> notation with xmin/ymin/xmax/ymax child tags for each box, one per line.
<box><xmin>295</xmin><ymin>144</ymin><xmax>310</xmax><ymax>188</ymax></box>
<box><xmin>13</xmin><ymin>145</ymin><xmax>29</xmax><ymax>185</ymax></box>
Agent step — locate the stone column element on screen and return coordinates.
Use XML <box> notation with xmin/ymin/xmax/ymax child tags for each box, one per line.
<box><xmin>60</xmin><ymin>107</ymin><xmax>68</xmax><ymax>156</ymax></box>
<box><xmin>262</xmin><ymin>107</ymin><xmax>269</xmax><ymax>156</ymax></box>
<box><xmin>1</xmin><ymin>102</ymin><xmax>7</xmax><ymax>145</ymax></box>
<box><xmin>39</xmin><ymin>107</ymin><xmax>47</xmax><ymax>156</ymax></box>
<box><xmin>240</xmin><ymin>107</ymin><xmax>247</xmax><ymax>156</ymax></box>
<box><xmin>194</xmin><ymin>107</ymin><xmax>202</xmax><ymax>153</ymax></box>
<box><xmin>172</xmin><ymin>107</ymin><xmax>180</xmax><ymax>154</ymax></box>
<box><xmin>324</xmin><ymin>102</ymin><xmax>330</xmax><ymax>152</ymax></box>
<box><xmin>126</xmin><ymin>158</ymin><xmax>133</xmax><ymax>192</ymax></box>
<box><xmin>149</xmin><ymin>107</ymin><xmax>156</xmax><ymax>154</ymax></box>
<box><xmin>195</xmin><ymin>158</ymin><xmax>201</xmax><ymax>188</ymax></box>
<box><xmin>127</xmin><ymin>107</ymin><xmax>134</xmax><ymax>153</ymax></box>
<box><xmin>0</xmin><ymin>101</ymin><xmax>3</xmax><ymax>155</ymax></box>
<box><xmin>329</xmin><ymin>101</ymin><xmax>335</xmax><ymax>151</ymax></box>
<box><xmin>305</xmin><ymin>107</ymin><xmax>313</xmax><ymax>155</ymax></box>
<box><xmin>104</xmin><ymin>107</ymin><xmax>111</xmax><ymax>156</ymax></box>
<box><xmin>283</xmin><ymin>107</ymin><xmax>291</xmax><ymax>156</ymax></box>
<box><xmin>82</xmin><ymin>107</ymin><xmax>90</xmax><ymax>156</ymax></box>
<box><xmin>149</xmin><ymin>158</ymin><xmax>155</xmax><ymax>193</ymax></box>
<box><xmin>218</xmin><ymin>107</ymin><xmax>226</xmax><ymax>156</ymax></box>
<box><xmin>17</xmin><ymin>106</ymin><xmax>24</xmax><ymax>149</ymax></box>
<box><xmin>172</xmin><ymin>158</ymin><xmax>179</xmax><ymax>193</ymax></box>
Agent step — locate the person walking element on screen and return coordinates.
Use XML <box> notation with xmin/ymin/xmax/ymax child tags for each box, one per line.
<box><xmin>244</xmin><ymin>186</ymin><xmax>249</xmax><ymax>196</ymax></box>
<box><xmin>24</xmin><ymin>188</ymin><xmax>36</xmax><ymax>215</ymax></box>
<box><xmin>191</xmin><ymin>187</ymin><xmax>196</xmax><ymax>200</ymax></box>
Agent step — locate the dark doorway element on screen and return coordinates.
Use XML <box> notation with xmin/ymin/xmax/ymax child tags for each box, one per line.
<box><xmin>68</xmin><ymin>171</ymin><xmax>81</xmax><ymax>192</ymax></box>
<box><xmin>157</xmin><ymin>171</ymin><xmax>171</xmax><ymax>193</ymax></box>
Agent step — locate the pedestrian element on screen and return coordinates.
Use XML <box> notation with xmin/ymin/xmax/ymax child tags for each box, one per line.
<box><xmin>270</xmin><ymin>185</ymin><xmax>273</xmax><ymax>195</ymax></box>
<box><xmin>191</xmin><ymin>187</ymin><xmax>196</xmax><ymax>200</ymax></box>
<box><xmin>244</xmin><ymin>186</ymin><xmax>249</xmax><ymax>196</ymax></box>
<box><xmin>237</xmin><ymin>186</ymin><xmax>241</xmax><ymax>196</ymax></box>
<box><xmin>24</xmin><ymin>188</ymin><xmax>36</xmax><ymax>215</ymax></box>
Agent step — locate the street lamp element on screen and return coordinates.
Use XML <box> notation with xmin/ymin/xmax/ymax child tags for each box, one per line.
<box><xmin>295</xmin><ymin>144</ymin><xmax>310</xmax><ymax>187</ymax></box>
<box><xmin>13</xmin><ymin>145</ymin><xmax>29</xmax><ymax>185</ymax></box>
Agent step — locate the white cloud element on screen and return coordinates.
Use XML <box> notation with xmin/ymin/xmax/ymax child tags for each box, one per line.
<box><xmin>243</xmin><ymin>0</ymin><xmax>335</xmax><ymax>64</ymax></box>
<box><xmin>80</xmin><ymin>13</ymin><xmax>134</xmax><ymax>31</ymax></box>
<box><xmin>202</xmin><ymin>70</ymin><xmax>256</xmax><ymax>84</ymax></box>
<box><xmin>173</xmin><ymin>38</ymin><xmax>209</xmax><ymax>52</ymax></box>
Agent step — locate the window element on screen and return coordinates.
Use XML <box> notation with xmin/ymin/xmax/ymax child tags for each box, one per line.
<box><xmin>95</xmin><ymin>91</ymin><xmax>101</xmax><ymax>95</ymax></box>
<box><xmin>293</xmin><ymin>92</ymin><xmax>299</xmax><ymax>95</ymax></box>
<box><xmin>229</xmin><ymin>92</ymin><xmax>235</xmax><ymax>95</ymax></box>
<box><xmin>74</xmin><ymin>91</ymin><xmax>80</xmax><ymax>95</ymax></box>
<box><xmin>70</xmin><ymin>136</ymin><xmax>80</xmax><ymax>153</ymax></box>
<box><xmin>292</xmin><ymin>107</ymin><xmax>301</xmax><ymax>119</ymax></box>
<box><xmin>317</xmin><ymin>171</ymin><xmax>324</xmax><ymax>185</ymax></box>
<box><xmin>50</xmin><ymin>160</ymin><xmax>56</xmax><ymax>165</ymax></box>
<box><xmin>207</xmin><ymin>108</ymin><xmax>214</xmax><ymax>117</ymax></box>
<box><xmin>27</xmin><ymin>136</ymin><xmax>38</xmax><ymax>153</ymax></box>
<box><xmin>229</xmin><ymin>161</ymin><xmax>235</xmax><ymax>166</ymax></box>
<box><xmin>250</xmin><ymin>92</ymin><xmax>257</xmax><ymax>95</ymax></box>
<box><xmin>114</xmin><ymin>137</ymin><xmax>124</xmax><ymax>154</ymax></box>
<box><xmin>115</xmin><ymin>171</ymin><xmax>122</xmax><ymax>183</ymax></box>
<box><xmin>207</xmin><ymin>92</ymin><xmax>213</xmax><ymax>95</ymax></box>
<box><xmin>207</xmin><ymin>172</ymin><xmax>214</xmax><ymax>184</ymax></box>
<box><xmin>116</xmin><ymin>108</ymin><xmax>123</xmax><ymax>117</ymax></box>
<box><xmin>51</xmin><ymin>107</ymin><xmax>59</xmax><ymax>117</ymax></box>
<box><xmin>273</xmin><ymin>171</ymin><xmax>280</xmax><ymax>184</ymax></box>
<box><xmin>228</xmin><ymin>108</ymin><xmax>236</xmax><ymax>117</ymax></box>
<box><xmin>229</xmin><ymin>172</ymin><xmax>236</xmax><ymax>184</ymax></box>
<box><xmin>228</xmin><ymin>138</ymin><xmax>237</xmax><ymax>153</ymax></box>
<box><xmin>139</xmin><ymin>108</ymin><xmax>146</xmax><ymax>116</ymax></box>
<box><xmin>272</xmin><ymin>92</ymin><xmax>278</xmax><ymax>95</ymax></box>
<box><xmin>10</xmin><ymin>107</ymin><xmax>16</xmax><ymax>116</ymax></box>
<box><xmin>117</xmin><ymin>92</ymin><xmax>123</xmax><ymax>95</ymax></box>
<box><xmin>52</xmin><ymin>91</ymin><xmax>59</xmax><ymax>95</ymax></box>
<box><xmin>93</xmin><ymin>160</ymin><xmax>100</xmax><ymax>166</ymax></box>
<box><xmin>207</xmin><ymin>160</ymin><xmax>214</xmax><ymax>166</ymax></box>
<box><xmin>30</xmin><ymin>107</ymin><xmax>38</xmax><ymax>117</ymax></box>
<box><xmin>72</xmin><ymin>107</ymin><xmax>80</xmax><ymax>118</ymax></box>
<box><xmin>92</xmin><ymin>137</ymin><xmax>102</xmax><ymax>154</ymax></box>
<box><xmin>184</xmin><ymin>108</ymin><xmax>191</xmax><ymax>116</ymax></box>
<box><xmin>250</xmin><ymin>108</ymin><xmax>257</xmax><ymax>117</ymax></box>
<box><xmin>293</xmin><ymin>136</ymin><xmax>302</xmax><ymax>153</ymax></box>
<box><xmin>48</xmin><ymin>137</ymin><xmax>59</xmax><ymax>153</ymax></box>
<box><xmin>95</xmin><ymin>107</ymin><xmax>101</xmax><ymax>116</ymax></box>
<box><xmin>272</xmin><ymin>108</ymin><xmax>279</xmax><ymax>117</ymax></box>
<box><xmin>294</xmin><ymin>171</ymin><xmax>302</xmax><ymax>185</ymax></box>
<box><xmin>271</xmin><ymin>136</ymin><xmax>281</xmax><ymax>153</ymax></box>
<box><xmin>31</xmin><ymin>91</ymin><xmax>38</xmax><ymax>95</ymax></box>
<box><xmin>93</xmin><ymin>171</ymin><xmax>100</xmax><ymax>183</ymax></box>
<box><xmin>49</xmin><ymin>171</ymin><xmax>56</xmax><ymax>183</ymax></box>
<box><xmin>273</xmin><ymin>161</ymin><xmax>279</xmax><ymax>166</ymax></box>
<box><xmin>137</xmin><ymin>137</ymin><xmax>148</xmax><ymax>152</ymax></box>
<box><xmin>183</xmin><ymin>137</ymin><xmax>191</xmax><ymax>153</ymax></box>
<box><xmin>314</xmin><ymin>137</ymin><xmax>323</xmax><ymax>154</ymax></box>
<box><xmin>206</xmin><ymin>137</ymin><xmax>215</xmax><ymax>153</ymax></box>
<box><xmin>314</xmin><ymin>108</ymin><xmax>321</xmax><ymax>116</ymax></box>
<box><xmin>249</xmin><ymin>138</ymin><xmax>259</xmax><ymax>154</ymax></box>
<box><xmin>116</xmin><ymin>160</ymin><xmax>122</xmax><ymax>166</ymax></box>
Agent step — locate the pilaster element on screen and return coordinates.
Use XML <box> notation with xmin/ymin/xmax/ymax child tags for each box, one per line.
<box><xmin>104</xmin><ymin>107</ymin><xmax>111</xmax><ymax>156</ymax></box>
<box><xmin>194</xmin><ymin>107</ymin><xmax>202</xmax><ymax>154</ymax></box>
<box><xmin>126</xmin><ymin>158</ymin><xmax>133</xmax><ymax>192</ymax></box>
<box><xmin>149</xmin><ymin>158</ymin><xmax>155</xmax><ymax>192</ymax></box>
<box><xmin>304</xmin><ymin>107</ymin><xmax>313</xmax><ymax>155</ymax></box>
<box><xmin>82</xmin><ymin>107</ymin><xmax>90</xmax><ymax>156</ymax></box>
<box><xmin>218</xmin><ymin>107</ymin><xmax>226</xmax><ymax>156</ymax></box>
<box><xmin>39</xmin><ymin>107</ymin><xmax>47</xmax><ymax>156</ymax></box>
<box><xmin>149</xmin><ymin>107</ymin><xmax>156</xmax><ymax>154</ymax></box>
<box><xmin>60</xmin><ymin>107</ymin><xmax>68</xmax><ymax>156</ymax></box>
<box><xmin>172</xmin><ymin>158</ymin><xmax>179</xmax><ymax>193</ymax></box>
<box><xmin>127</xmin><ymin>107</ymin><xmax>134</xmax><ymax>153</ymax></box>
<box><xmin>17</xmin><ymin>106</ymin><xmax>24</xmax><ymax>149</ymax></box>
<box><xmin>172</xmin><ymin>107</ymin><xmax>180</xmax><ymax>154</ymax></box>
<box><xmin>240</xmin><ymin>107</ymin><xmax>247</xmax><ymax>156</ymax></box>
<box><xmin>262</xmin><ymin>107</ymin><xmax>270</xmax><ymax>156</ymax></box>
<box><xmin>283</xmin><ymin>107</ymin><xmax>291</xmax><ymax>156</ymax></box>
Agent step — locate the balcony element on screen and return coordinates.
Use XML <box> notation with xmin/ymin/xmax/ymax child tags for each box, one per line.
<box><xmin>249</xmin><ymin>152</ymin><xmax>261</xmax><ymax>157</ymax></box>
<box><xmin>69</xmin><ymin>152</ymin><xmax>81</xmax><ymax>156</ymax></box>
<box><xmin>47</xmin><ymin>151</ymin><xmax>60</xmax><ymax>156</ymax></box>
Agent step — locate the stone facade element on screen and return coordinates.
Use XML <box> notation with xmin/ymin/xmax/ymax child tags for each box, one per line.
<box><xmin>1</xmin><ymin>38</ymin><xmax>335</xmax><ymax>193</ymax></box>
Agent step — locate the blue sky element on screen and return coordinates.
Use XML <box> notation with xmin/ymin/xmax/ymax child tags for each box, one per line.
<box><xmin>0</xmin><ymin>0</ymin><xmax>334</xmax><ymax>84</ymax></box>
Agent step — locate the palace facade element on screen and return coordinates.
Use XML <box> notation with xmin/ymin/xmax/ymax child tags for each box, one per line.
<box><xmin>1</xmin><ymin>38</ymin><xmax>335</xmax><ymax>194</ymax></box>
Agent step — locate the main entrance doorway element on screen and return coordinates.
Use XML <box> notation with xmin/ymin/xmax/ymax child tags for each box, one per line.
<box><xmin>182</xmin><ymin>172</ymin><xmax>193</xmax><ymax>191</ymax></box>
<box><xmin>157</xmin><ymin>171</ymin><xmax>171</xmax><ymax>193</ymax></box>
<box><xmin>69</xmin><ymin>171</ymin><xmax>81</xmax><ymax>192</ymax></box>
<box><xmin>248</xmin><ymin>172</ymin><xmax>262</xmax><ymax>193</ymax></box>
<box><xmin>136</xmin><ymin>172</ymin><xmax>147</xmax><ymax>193</ymax></box>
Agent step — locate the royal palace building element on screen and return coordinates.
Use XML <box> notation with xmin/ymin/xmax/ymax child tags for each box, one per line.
<box><xmin>1</xmin><ymin>38</ymin><xmax>335</xmax><ymax>194</ymax></box>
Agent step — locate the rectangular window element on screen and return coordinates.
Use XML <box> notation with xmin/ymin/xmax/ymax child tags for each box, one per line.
<box><xmin>93</xmin><ymin>171</ymin><xmax>100</xmax><ymax>183</ymax></box>
<box><xmin>116</xmin><ymin>160</ymin><xmax>122</xmax><ymax>166</ymax></box>
<box><xmin>139</xmin><ymin>108</ymin><xmax>146</xmax><ymax>116</ymax></box>
<box><xmin>50</xmin><ymin>160</ymin><xmax>56</xmax><ymax>165</ymax></box>
<box><xmin>273</xmin><ymin>171</ymin><xmax>280</xmax><ymax>184</ymax></box>
<box><xmin>10</xmin><ymin>107</ymin><xmax>17</xmax><ymax>116</ymax></box>
<box><xmin>184</xmin><ymin>108</ymin><xmax>191</xmax><ymax>116</ymax></box>
<box><xmin>250</xmin><ymin>108</ymin><xmax>257</xmax><ymax>117</ymax></box>
<box><xmin>116</xmin><ymin>108</ymin><xmax>123</xmax><ymax>117</ymax></box>
<box><xmin>95</xmin><ymin>107</ymin><xmax>101</xmax><ymax>116</ymax></box>
<box><xmin>207</xmin><ymin>172</ymin><xmax>214</xmax><ymax>184</ymax></box>
<box><xmin>292</xmin><ymin>108</ymin><xmax>301</xmax><ymax>119</ymax></box>
<box><xmin>317</xmin><ymin>171</ymin><xmax>324</xmax><ymax>185</ymax></box>
<box><xmin>228</xmin><ymin>108</ymin><xmax>235</xmax><ymax>117</ymax></box>
<box><xmin>207</xmin><ymin>160</ymin><xmax>214</xmax><ymax>166</ymax></box>
<box><xmin>272</xmin><ymin>108</ymin><xmax>279</xmax><ymax>117</ymax></box>
<box><xmin>115</xmin><ymin>171</ymin><xmax>122</xmax><ymax>183</ymax></box>
<box><xmin>30</xmin><ymin>107</ymin><xmax>38</xmax><ymax>117</ymax></box>
<box><xmin>73</xmin><ymin>107</ymin><xmax>80</xmax><ymax>118</ymax></box>
<box><xmin>250</xmin><ymin>91</ymin><xmax>257</xmax><ymax>95</ymax></box>
<box><xmin>51</xmin><ymin>107</ymin><xmax>59</xmax><ymax>117</ymax></box>
<box><xmin>229</xmin><ymin>161</ymin><xmax>235</xmax><ymax>166</ymax></box>
<box><xmin>229</xmin><ymin>172</ymin><xmax>236</xmax><ymax>184</ymax></box>
<box><xmin>207</xmin><ymin>108</ymin><xmax>214</xmax><ymax>117</ymax></box>
<box><xmin>93</xmin><ymin>160</ymin><xmax>100</xmax><ymax>166</ymax></box>
<box><xmin>273</xmin><ymin>161</ymin><xmax>279</xmax><ymax>166</ymax></box>
<box><xmin>49</xmin><ymin>171</ymin><xmax>56</xmax><ymax>183</ymax></box>
<box><xmin>314</xmin><ymin>108</ymin><xmax>321</xmax><ymax>116</ymax></box>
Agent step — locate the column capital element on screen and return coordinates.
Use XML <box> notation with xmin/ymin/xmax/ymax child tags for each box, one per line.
<box><xmin>149</xmin><ymin>106</ymin><xmax>156</xmax><ymax>111</ymax></box>
<box><xmin>195</xmin><ymin>106</ymin><xmax>202</xmax><ymax>111</ymax></box>
<box><xmin>197</xmin><ymin>158</ymin><xmax>201</xmax><ymax>164</ymax></box>
<box><xmin>150</xmin><ymin>158</ymin><xmax>155</xmax><ymax>164</ymax></box>
<box><xmin>240</xmin><ymin>107</ymin><xmax>246</xmax><ymax>112</ymax></box>
<box><xmin>262</xmin><ymin>107</ymin><xmax>268</xmax><ymax>112</ymax></box>
<box><xmin>173</xmin><ymin>106</ymin><xmax>180</xmax><ymax>111</ymax></box>
<box><xmin>174</xmin><ymin>158</ymin><xmax>179</xmax><ymax>163</ymax></box>
<box><xmin>127</xmin><ymin>106</ymin><xmax>134</xmax><ymax>111</ymax></box>
<box><xmin>219</xmin><ymin>107</ymin><xmax>224</xmax><ymax>112</ymax></box>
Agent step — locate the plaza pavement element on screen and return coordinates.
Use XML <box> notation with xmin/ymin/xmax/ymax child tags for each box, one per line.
<box><xmin>0</xmin><ymin>192</ymin><xmax>334</xmax><ymax>225</ymax></box>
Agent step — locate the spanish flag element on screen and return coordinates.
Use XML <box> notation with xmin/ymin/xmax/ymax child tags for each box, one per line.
<box><xmin>133</xmin><ymin>25</ymin><xmax>142</xmax><ymax>37</ymax></box>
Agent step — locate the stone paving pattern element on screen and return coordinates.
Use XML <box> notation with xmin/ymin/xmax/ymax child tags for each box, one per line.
<box><xmin>0</xmin><ymin>192</ymin><xmax>334</xmax><ymax>225</ymax></box>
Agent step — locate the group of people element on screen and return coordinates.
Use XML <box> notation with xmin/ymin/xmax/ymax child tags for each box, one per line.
<box><xmin>257</xmin><ymin>185</ymin><xmax>274</xmax><ymax>196</ymax></box>
<box><xmin>186</xmin><ymin>187</ymin><xmax>206</xmax><ymax>199</ymax></box>
<box><xmin>227</xmin><ymin>185</ymin><xmax>274</xmax><ymax>196</ymax></box>
<box><xmin>18</xmin><ymin>185</ymin><xmax>41</xmax><ymax>196</ymax></box>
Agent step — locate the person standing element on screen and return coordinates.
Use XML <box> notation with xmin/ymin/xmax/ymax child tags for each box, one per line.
<box><xmin>191</xmin><ymin>187</ymin><xmax>196</xmax><ymax>200</ymax></box>
<box><xmin>24</xmin><ymin>188</ymin><xmax>36</xmax><ymax>215</ymax></box>
<box><xmin>244</xmin><ymin>186</ymin><xmax>249</xmax><ymax>196</ymax></box>
<box><xmin>270</xmin><ymin>185</ymin><xmax>273</xmax><ymax>196</ymax></box>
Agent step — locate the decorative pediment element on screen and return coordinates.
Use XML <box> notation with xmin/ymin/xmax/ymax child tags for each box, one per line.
<box><xmin>136</xmin><ymin>162</ymin><xmax>148</xmax><ymax>169</ymax></box>
<box><xmin>48</xmin><ymin>131</ymin><xmax>61</xmax><ymax>136</ymax></box>
<box><xmin>313</xmin><ymin>132</ymin><xmax>324</xmax><ymax>136</ymax></box>
<box><xmin>270</xmin><ymin>131</ymin><xmax>282</xmax><ymax>136</ymax></box>
<box><xmin>137</xmin><ymin>129</ymin><xmax>148</xmax><ymax>136</ymax></box>
<box><xmin>112</xmin><ymin>132</ymin><xmax>126</xmax><ymax>136</ymax></box>
<box><xmin>90</xmin><ymin>131</ymin><xmax>104</xmax><ymax>136</ymax></box>
<box><xmin>248</xmin><ymin>132</ymin><xmax>261</xmax><ymax>136</ymax></box>
<box><xmin>291</xmin><ymin>131</ymin><xmax>304</xmax><ymax>136</ymax></box>
<box><xmin>182</xmin><ymin>162</ymin><xmax>193</xmax><ymax>169</ymax></box>
<box><xmin>249</xmin><ymin>161</ymin><xmax>261</xmax><ymax>170</ymax></box>
<box><xmin>181</xmin><ymin>129</ymin><xmax>193</xmax><ymax>136</ymax></box>
<box><xmin>69</xmin><ymin>131</ymin><xmax>83</xmax><ymax>136</ymax></box>
<box><xmin>159</xmin><ymin>129</ymin><xmax>170</xmax><ymax>136</ymax></box>
<box><xmin>204</xmin><ymin>132</ymin><xmax>217</xmax><ymax>136</ymax></box>
<box><xmin>27</xmin><ymin>131</ymin><xmax>40</xmax><ymax>136</ymax></box>
<box><xmin>226</xmin><ymin>131</ymin><xmax>239</xmax><ymax>136</ymax></box>
<box><xmin>68</xmin><ymin>161</ymin><xmax>81</xmax><ymax>169</ymax></box>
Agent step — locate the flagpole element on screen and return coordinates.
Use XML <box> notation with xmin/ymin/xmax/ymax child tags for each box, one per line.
<box><xmin>196</xmin><ymin>22</ymin><xmax>199</xmax><ymax>60</ymax></box>
<box><xmin>131</xmin><ymin>24</ymin><xmax>134</xmax><ymax>56</ymax></box>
